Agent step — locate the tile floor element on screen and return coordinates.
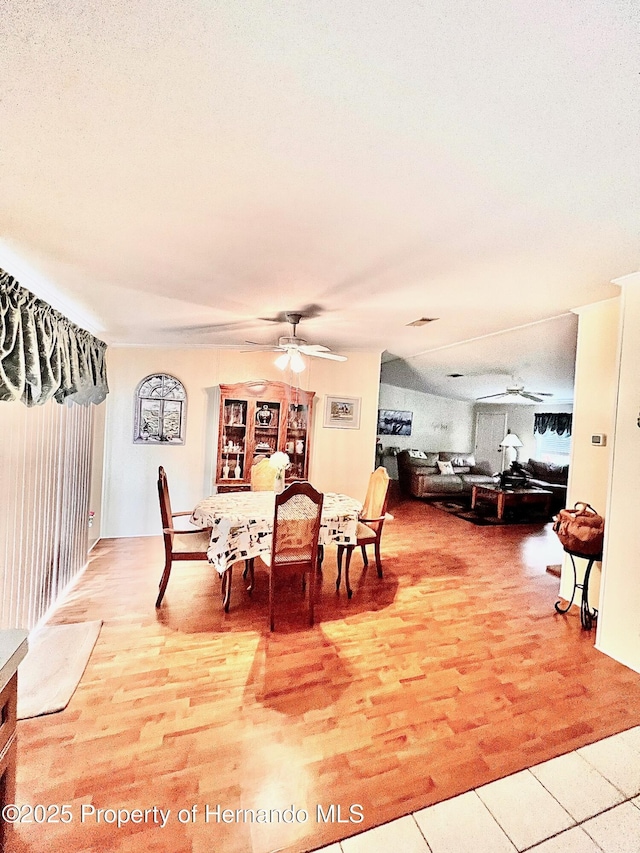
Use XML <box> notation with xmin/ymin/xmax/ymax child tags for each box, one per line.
<box><xmin>315</xmin><ymin>727</ymin><xmax>640</xmax><ymax>853</ymax></box>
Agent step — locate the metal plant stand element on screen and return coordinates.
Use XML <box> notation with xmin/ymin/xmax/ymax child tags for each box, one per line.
<box><xmin>555</xmin><ymin>548</ymin><xmax>603</xmax><ymax>630</ymax></box>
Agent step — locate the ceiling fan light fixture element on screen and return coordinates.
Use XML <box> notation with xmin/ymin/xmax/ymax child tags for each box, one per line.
<box><xmin>289</xmin><ymin>350</ymin><xmax>306</xmax><ymax>373</ymax></box>
<box><xmin>274</xmin><ymin>352</ymin><xmax>290</xmax><ymax>371</ymax></box>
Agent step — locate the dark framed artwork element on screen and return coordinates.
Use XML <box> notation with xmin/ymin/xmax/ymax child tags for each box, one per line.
<box><xmin>378</xmin><ymin>409</ymin><xmax>413</xmax><ymax>436</ymax></box>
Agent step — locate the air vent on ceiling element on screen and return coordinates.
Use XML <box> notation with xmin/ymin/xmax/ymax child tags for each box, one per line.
<box><xmin>406</xmin><ymin>317</ymin><xmax>439</xmax><ymax>327</ymax></box>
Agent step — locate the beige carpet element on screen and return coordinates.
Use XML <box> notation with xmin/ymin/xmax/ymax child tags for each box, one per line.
<box><xmin>17</xmin><ymin>621</ymin><xmax>102</xmax><ymax>720</ymax></box>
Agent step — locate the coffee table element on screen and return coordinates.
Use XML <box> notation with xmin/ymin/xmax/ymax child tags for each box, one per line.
<box><xmin>470</xmin><ymin>484</ymin><xmax>553</xmax><ymax>521</ymax></box>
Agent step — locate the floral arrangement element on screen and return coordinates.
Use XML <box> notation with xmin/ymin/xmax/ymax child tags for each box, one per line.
<box><xmin>269</xmin><ymin>451</ymin><xmax>290</xmax><ymax>473</ymax></box>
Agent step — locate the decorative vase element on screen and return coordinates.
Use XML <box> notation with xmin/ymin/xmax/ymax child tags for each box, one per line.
<box><xmin>234</xmin><ymin>458</ymin><xmax>241</xmax><ymax>479</ymax></box>
<box><xmin>274</xmin><ymin>470</ymin><xmax>285</xmax><ymax>493</ymax></box>
<box><xmin>222</xmin><ymin>458</ymin><xmax>230</xmax><ymax>479</ymax></box>
<box><xmin>257</xmin><ymin>404</ymin><xmax>272</xmax><ymax>426</ymax></box>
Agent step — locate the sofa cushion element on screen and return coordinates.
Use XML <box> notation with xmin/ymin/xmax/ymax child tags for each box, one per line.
<box><xmin>411</xmin><ymin>472</ymin><xmax>464</xmax><ymax>495</ymax></box>
<box><xmin>460</xmin><ymin>474</ymin><xmax>497</xmax><ymax>487</ymax></box>
<box><xmin>405</xmin><ymin>451</ymin><xmax>439</xmax><ymax>468</ymax></box>
<box><xmin>523</xmin><ymin>459</ymin><xmax>569</xmax><ymax>484</ymax></box>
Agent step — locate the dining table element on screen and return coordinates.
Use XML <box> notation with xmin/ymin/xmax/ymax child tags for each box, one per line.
<box><xmin>191</xmin><ymin>490</ymin><xmax>362</xmax><ymax>578</ymax></box>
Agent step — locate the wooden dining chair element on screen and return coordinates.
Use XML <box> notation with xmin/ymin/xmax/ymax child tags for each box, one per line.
<box><xmin>337</xmin><ymin>466</ymin><xmax>391</xmax><ymax>598</ymax></box>
<box><xmin>156</xmin><ymin>466</ymin><xmax>214</xmax><ymax>608</ymax></box>
<box><xmin>263</xmin><ymin>481</ymin><xmax>324</xmax><ymax>631</ymax></box>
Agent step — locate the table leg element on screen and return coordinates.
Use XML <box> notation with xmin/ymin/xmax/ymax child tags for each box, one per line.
<box><xmin>221</xmin><ymin>566</ymin><xmax>233</xmax><ymax>612</ymax></box>
<box><xmin>555</xmin><ymin>554</ymin><xmax>598</xmax><ymax>630</ymax></box>
<box><xmin>497</xmin><ymin>492</ymin><xmax>505</xmax><ymax>520</ymax></box>
<box><xmin>581</xmin><ymin>559</ymin><xmax>598</xmax><ymax>630</ymax></box>
<box><xmin>471</xmin><ymin>487</ymin><xmax>477</xmax><ymax>510</ymax></box>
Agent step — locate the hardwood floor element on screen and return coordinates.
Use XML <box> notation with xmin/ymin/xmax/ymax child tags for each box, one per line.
<box><xmin>14</xmin><ymin>496</ymin><xmax>640</xmax><ymax>853</ymax></box>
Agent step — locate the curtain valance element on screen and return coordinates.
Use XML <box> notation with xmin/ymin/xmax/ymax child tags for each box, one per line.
<box><xmin>534</xmin><ymin>412</ymin><xmax>572</xmax><ymax>436</ymax></box>
<box><xmin>0</xmin><ymin>269</ymin><xmax>109</xmax><ymax>406</ymax></box>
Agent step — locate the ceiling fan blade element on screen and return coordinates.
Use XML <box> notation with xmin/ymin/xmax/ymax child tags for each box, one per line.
<box><xmin>305</xmin><ymin>350</ymin><xmax>347</xmax><ymax>362</ymax></box>
<box><xmin>534</xmin><ymin>392</ymin><xmax>554</xmax><ymax>397</ymax></box>
<box><xmin>298</xmin><ymin>344</ymin><xmax>330</xmax><ymax>354</ymax></box>
<box><xmin>476</xmin><ymin>393</ymin><xmax>507</xmax><ymax>400</ymax></box>
<box><xmin>520</xmin><ymin>392</ymin><xmax>544</xmax><ymax>402</ymax></box>
<box><xmin>244</xmin><ymin>340</ymin><xmax>282</xmax><ymax>350</ymax></box>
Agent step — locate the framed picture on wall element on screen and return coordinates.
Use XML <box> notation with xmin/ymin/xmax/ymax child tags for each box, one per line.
<box><xmin>324</xmin><ymin>395</ymin><xmax>361</xmax><ymax>429</ymax></box>
<box><xmin>378</xmin><ymin>409</ymin><xmax>413</xmax><ymax>435</ymax></box>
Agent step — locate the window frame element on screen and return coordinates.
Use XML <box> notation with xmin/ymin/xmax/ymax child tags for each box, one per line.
<box><xmin>133</xmin><ymin>373</ymin><xmax>187</xmax><ymax>445</ymax></box>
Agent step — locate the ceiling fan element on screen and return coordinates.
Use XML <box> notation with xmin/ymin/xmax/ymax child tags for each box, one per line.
<box><xmin>244</xmin><ymin>312</ymin><xmax>347</xmax><ymax>372</ymax></box>
<box><xmin>476</xmin><ymin>384</ymin><xmax>553</xmax><ymax>403</ymax></box>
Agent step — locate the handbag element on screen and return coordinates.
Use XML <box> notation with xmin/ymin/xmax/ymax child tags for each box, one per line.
<box><xmin>553</xmin><ymin>502</ymin><xmax>604</xmax><ymax>556</ymax></box>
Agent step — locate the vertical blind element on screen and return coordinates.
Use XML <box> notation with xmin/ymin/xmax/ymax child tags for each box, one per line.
<box><xmin>0</xmin><ymin>398</ymin><xmax>93</xmax><ymax>629</ymax></box>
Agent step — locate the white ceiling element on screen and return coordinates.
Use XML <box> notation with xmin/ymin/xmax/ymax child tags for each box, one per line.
<box><xmin>1</xmin><ymin>2</ymin><xmax>637</xmax><ymax>401</ymax></box>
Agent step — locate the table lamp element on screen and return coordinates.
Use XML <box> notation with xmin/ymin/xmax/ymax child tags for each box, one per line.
<box><xmin>500</xmin><ymin>431</ymin><xmax>523</xmax><ymax>470</ymax></box>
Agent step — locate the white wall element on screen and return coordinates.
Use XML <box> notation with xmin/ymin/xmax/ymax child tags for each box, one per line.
<box><xmin>378</xmin><ymin>383</ymin><xmax>475</xmax><ymax>478</ymax></box>
<box><xmin>559</xmin><ymin>299</ymin><xmax>620</xmax><ymax>609</ymax></box>
<box><xmin>102</xmin><ymin>348</ymin><xmax>382</xmax><ymax>538</ymax></box>
<box><xmin>597</xmin><ymin>280</ymin><xmax>640</xmax><ymax>671</ymax></box>
<box><xmin>474</xmin><ymin>401</ymin><xmax>574</xmax><ymax>464</ymax></box>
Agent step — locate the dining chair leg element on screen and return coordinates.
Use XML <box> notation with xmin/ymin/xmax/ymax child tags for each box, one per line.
<box><xmin>308</xmin><ymin>569</ymin><xmax>315</xmax><ymax>626</ymax></box>
<box><xmin>221</xmin><ymin>566</ymin><xmax>233</xmax><ymax>612</ymax></box>
<box><xmin>344</xmin><ymin>545</ymin><xmax>354</xmax><ymax>599</ymax></box>
<box><xmin>245</xmin><ymin>558</ymin><xmax>255</xmax><ymax>594</ymax></box>
<box><xmin>336</xmin><ymin>546</ymin><xmax>344</xmax><ymax>592</ymax></box>
<box><xmin>317</xmin><ymin>544</ymin><xmax>324</xmax><ymax>573</ymax></box>
<box><xmin>361</xmin><ymin>545</ymin><xmax>368</xmax><ymax>567</ymax></box>
<box><xmin>374</xmin><ymin>541</ymin><xmax>383</xmax><ymax>578</ymax></box>
<box><xmin>155</xmin><ymin>556</ymin><xmax>172</xmax><ymax>608</ymax></box>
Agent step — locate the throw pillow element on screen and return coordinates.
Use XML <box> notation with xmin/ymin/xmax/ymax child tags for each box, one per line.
<box><xmin>408</xmin><ymin>450</ymin><xmax>427</xmax><ymax>459</ymax></box>
<box><xmin>437</xmin><ymin>460</ymin><xmax>455</xmax><ymax>475</ymax></box>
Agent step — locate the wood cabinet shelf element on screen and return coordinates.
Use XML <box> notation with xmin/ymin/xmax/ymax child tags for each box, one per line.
<box><xmin>216</xmin><ymin>381</ymin><xmax>315</xmax><ymax>490</ymax></box>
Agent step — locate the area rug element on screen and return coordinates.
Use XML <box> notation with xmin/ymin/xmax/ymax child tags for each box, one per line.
<box><xmin>17</xmin><ymin>621</ymin><xmax>102</xmax><ymax>720</ymax></box>
<box><xmin>431</xmin><ymin>499</ymin><xmax>551</xmax><ymax>526</ymax></box>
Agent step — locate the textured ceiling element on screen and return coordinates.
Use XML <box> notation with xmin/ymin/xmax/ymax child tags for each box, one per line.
<box><xmin>1</xmin><ymin>1</ymin><xmax>637</xmax><ymax>400</ymax></box>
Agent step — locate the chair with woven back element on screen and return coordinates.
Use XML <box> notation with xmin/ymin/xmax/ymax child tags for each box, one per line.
<box><xmin>336</xmin><ymin>466</ymin><xmax>391</xmax><ymax>598</ymax></box>
<box><xmin>263</xmin><ymin>481</ymin><xmax>324</xmax><ymax>631</ymax></box>
<box><xmin>156</xmin><ymin>466</ymin><xmax>214</xmax><ymax>608</ymax></box>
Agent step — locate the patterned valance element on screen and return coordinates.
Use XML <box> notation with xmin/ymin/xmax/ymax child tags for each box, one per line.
<box><xmin>0</xmin><ymin>269</ymin><xmax>109</xmax><ymax>406</ymax></box>
<box><xmin>534</xmin><ymin>412</ymin><xmax>572</xmax><ymax>436</ymax></box>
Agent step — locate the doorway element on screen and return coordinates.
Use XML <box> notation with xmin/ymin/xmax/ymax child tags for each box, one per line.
<box><xmin>475</xmin><ymin>411</ymin><xmax>507</xmax><ymax>473</ymax></box>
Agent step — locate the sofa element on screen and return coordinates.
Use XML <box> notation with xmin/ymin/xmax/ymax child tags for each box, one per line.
<box><xmin>397</xmin><ymin>450</ymin><xmax>495</xmax><ymax>499</ymax></box>
<box><xmin>519</xmin><ymin>459</ymin><xmax>569</xmax><ymax>510</ymax></box>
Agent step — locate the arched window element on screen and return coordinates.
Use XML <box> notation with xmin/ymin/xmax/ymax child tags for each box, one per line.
<box><xmin>134</xmin><ymin>374</ymin><xmax>187</xmax><ymax>444</ymax></box>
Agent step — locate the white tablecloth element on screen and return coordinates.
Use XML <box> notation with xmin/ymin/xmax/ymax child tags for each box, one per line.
<box><xmin>191</xmin><ymin>491</ymin><xmax>362</xmax><ymax>575</ymax></box>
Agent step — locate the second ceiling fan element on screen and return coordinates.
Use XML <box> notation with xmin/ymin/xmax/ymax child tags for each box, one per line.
<box><xmin>477</xmin><ymin>383</ymin><xmax>553</xmax><ymax>403</ymax></box>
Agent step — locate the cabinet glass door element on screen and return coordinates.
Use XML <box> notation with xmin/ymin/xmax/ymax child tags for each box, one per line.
<box><xmin>252</xmin><ymin>401</ymin><xmax>281</xmax><ymax>463</ymax></box>
<box><xmin>220</xmin><ymin>399</ymin><xmax>247</xmax><ymax>481</ymax></box>
<box><xmin>285</xmin><ymin>403</ymin><xmax>309</xmax><ymax>480</ymax></box>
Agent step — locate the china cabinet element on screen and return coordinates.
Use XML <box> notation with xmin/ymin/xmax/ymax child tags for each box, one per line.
<box><xmin>216</xmin><ymin>381</ymin><xmax>315</xmax><ymax>492</ymax></box>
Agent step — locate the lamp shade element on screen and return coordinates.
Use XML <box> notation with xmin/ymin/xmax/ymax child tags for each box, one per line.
<box><xmin>500</xmin><ymin>432</ymin><xmax>523</xmax><ymax>448</ymax></box>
